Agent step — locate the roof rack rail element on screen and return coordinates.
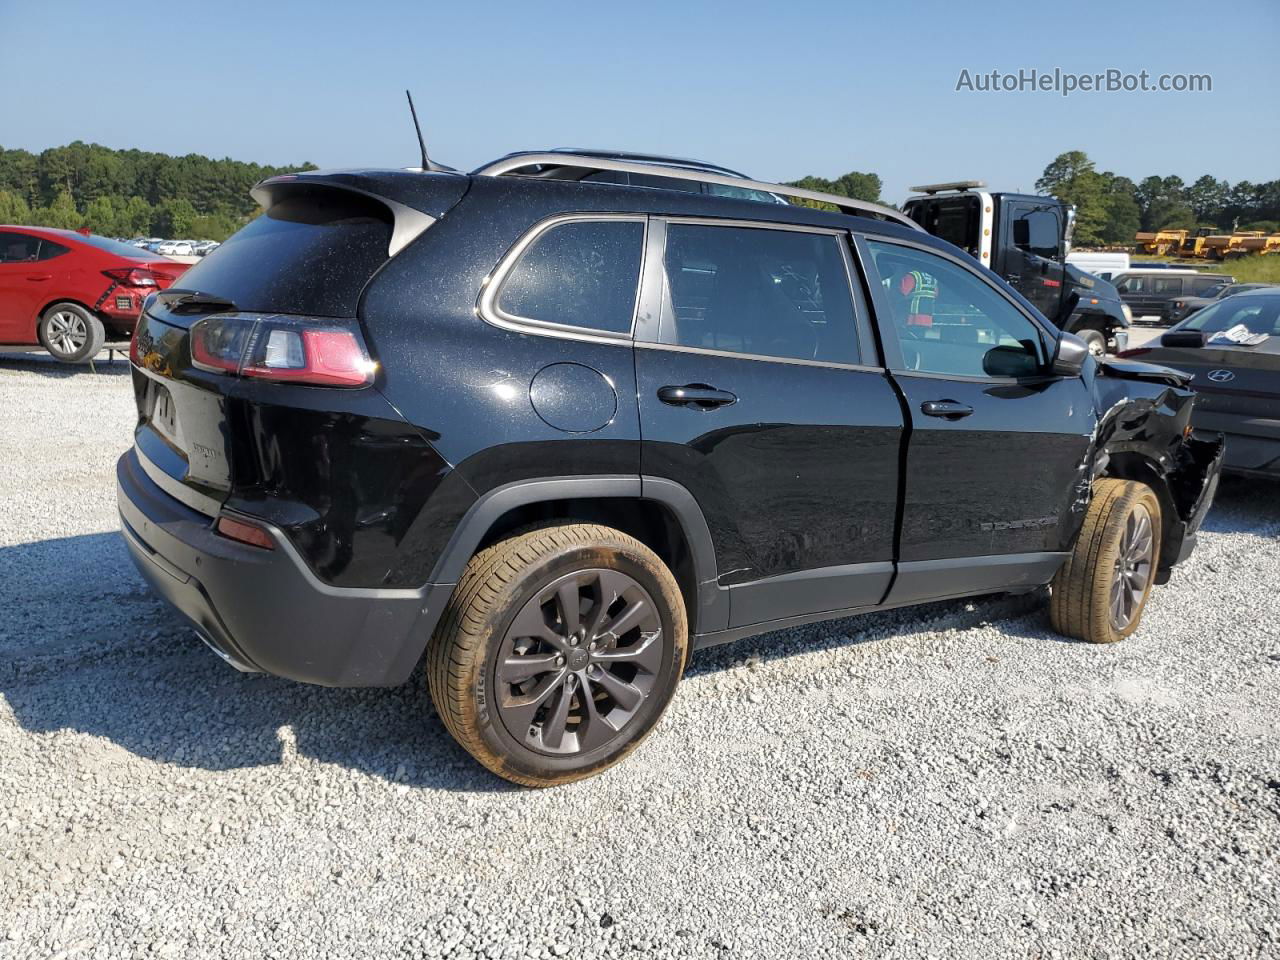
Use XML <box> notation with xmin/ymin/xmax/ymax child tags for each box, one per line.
<box><xmin>472</xmin><ymin>152</ymin><xmax>923</xmax><ymax>231</ymax></box>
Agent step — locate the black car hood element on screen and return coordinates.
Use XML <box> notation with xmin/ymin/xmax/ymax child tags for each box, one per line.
<box><xmin>1098</xmin><ymin>357</ymin><xmax>1193</xmax><ymax>388</ymax></box>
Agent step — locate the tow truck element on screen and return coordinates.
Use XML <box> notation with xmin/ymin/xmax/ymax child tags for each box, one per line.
<box><xmin>903</xmin><ymin>181</ymin><xmax>1131</xmax><ymax>356</ymax></box>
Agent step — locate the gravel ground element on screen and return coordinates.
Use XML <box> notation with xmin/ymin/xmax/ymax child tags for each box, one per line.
<box><xmin>1</xmin><ymin>353</ymin><xmax>1277</xmax><ymax>960</ymax></box>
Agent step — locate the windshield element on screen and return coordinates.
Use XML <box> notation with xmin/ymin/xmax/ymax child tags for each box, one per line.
<box><xmin>69</xmin><ymin>232</ymin><xmax>159</xmax><ymax>259</ymax></box>
<box><xmin>1182</xmin><ymin>295</ymin><xmax>1280</xmax><ymax>336</ymax></box>
<box><xmin>1200</xmin><ymin>283</ymin><xmax>1227</xmax><ymax>299</ymax></box>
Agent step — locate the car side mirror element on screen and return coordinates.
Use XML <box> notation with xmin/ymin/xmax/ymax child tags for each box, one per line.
<box><xmin>1162</xmin><ymin>330</ymin><xmax>1206</xmax><ymax>348</ymax></box>
<box><xmin>1051</xmin><ymin>331</ymin><xmax>1089</xmax><ymax>376</ymax></box>
<box><xmin>983</xmin><ymin>345</ymin><xmax>1041</xmax><ymax>378</ymax></box>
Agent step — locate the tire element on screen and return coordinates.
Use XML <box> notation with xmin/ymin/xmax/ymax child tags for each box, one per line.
<box><xmin>1050</xmin><ymin>478</ymin><xmax>1162</xmax><ymax>644</ymax></box>
<box><xmin>1078</xmin><ymin>328</ymin><xmax>1108</xmax><ymax>358</ymax></box>
<box><xmin>38</xmin><ymin>302</ymin><xmax>105</xmax><ymax>364</ymax></box>
<box><xmin>427</xmin><ymin>523</ymin><xmax>689</xmax><ymax>787</ymax></box>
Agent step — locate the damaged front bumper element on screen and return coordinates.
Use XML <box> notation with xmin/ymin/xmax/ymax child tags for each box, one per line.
<box><xmin>1158</xmin><ymin>432</ymin><xmax>1225</xmax><ymax>579</ymax></box>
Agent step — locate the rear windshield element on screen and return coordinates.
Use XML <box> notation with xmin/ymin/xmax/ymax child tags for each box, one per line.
<box><xmin>176</xmin><ymin>190</ymin><xmax>393</xmax><ymax>317</ymax></box>
<box><xmin>71</xmin><ymin>233</ymin><xmax>159</xmax><ymax>259</ymax></box>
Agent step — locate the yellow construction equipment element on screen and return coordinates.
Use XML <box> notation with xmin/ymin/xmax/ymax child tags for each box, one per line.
<box><xmin>1134</xmin><ymin>228</ymin><xmax>1188</xmax><ymax>255</ymax></box>
<box><xmin>1237</xmin><ymin>233</ymin><xmax>1280</xmax><ymax>256</ymax></box>
<box><xmin>1205</xmin><ymin>231</ymin><xmax>1265</xmax><ymax>260</ymax></box>
<box><xmin>1176</xmin><ymin>227</ymin><xmax>1214</xmax><ymax>258</ymax></box>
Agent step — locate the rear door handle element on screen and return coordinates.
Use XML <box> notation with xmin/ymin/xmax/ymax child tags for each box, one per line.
<box><xmin>25</xmin><ymin>274</ymin><xmax>51</xmax><ymax>281</ymax></box>
<box><xmin>921</xmin><ymin>399</ymin><xmax>974</xmax><ymax>420</ymax></box>
<box><xmin>657</xmin><ymin>384</ymin><xmax>738</xmax><ymax>409</ymax></box>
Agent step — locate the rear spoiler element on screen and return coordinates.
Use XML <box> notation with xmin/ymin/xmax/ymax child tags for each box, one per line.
<box><xmin>251</xmin><ymin>170</ymin><xmax>469</xmax><ymax>257</ymax></box>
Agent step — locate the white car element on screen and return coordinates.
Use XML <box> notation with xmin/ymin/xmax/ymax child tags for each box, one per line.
<box><xmin>157</xmin><ymin>240</ymin><xmax>195</xmax><ymax>257</ymax></box>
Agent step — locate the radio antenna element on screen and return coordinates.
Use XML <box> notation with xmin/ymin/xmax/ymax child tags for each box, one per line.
<box><xmin>405</xmin><ymin>90</ymin><xmax>440</xmax><ymax>172</ymax></box>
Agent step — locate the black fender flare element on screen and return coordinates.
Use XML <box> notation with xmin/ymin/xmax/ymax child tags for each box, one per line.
<box><xmin>426</xmin><ymin>475</ymin><xmax>728</xmax><ymax>634</ymax></box>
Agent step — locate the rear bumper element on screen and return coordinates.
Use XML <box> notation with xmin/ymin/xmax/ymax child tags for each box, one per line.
<box><xmin>117</xmin><ymin>448</ymin><xmax>452</xmax><ymax>686</ymax></box>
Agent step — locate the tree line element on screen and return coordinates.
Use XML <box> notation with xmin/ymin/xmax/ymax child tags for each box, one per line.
<box><xmin>0</xmin><ymin>141</ymin><xmax>316</xmax><ymax>240</ymax></box>
<box><xmin>1035</xmin><ymin>150</ymin><xmax>1280</xmax><ymax>247</ymax></box>
<box><xmin>2</xmin><ymin>141</ymin><xmax>1275</xmax><ymax>250</ymax></box>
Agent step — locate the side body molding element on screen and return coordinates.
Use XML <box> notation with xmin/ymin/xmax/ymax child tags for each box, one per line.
<box><xmin>426</xmin><ymin>475</ymin><xmax>730</xmax><ymax>634</ymax></box>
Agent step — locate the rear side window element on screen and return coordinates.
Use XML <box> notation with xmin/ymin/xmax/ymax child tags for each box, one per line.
<box><xmin>1151</xmin><ymin>276</ymin><xmax>1184</xmax><ymax>295</ymax></box>
<box><xmin>176</xmin><ymin>190</ymin><xmax>394</xmax><ymax>318</ymax></box>
<box><xmin>0</xmin><ymin>232</ymin><xmax>41</xmax><ymax>263</ymax></box>
<box><xmin>660</xmin><ymin>223</ymin><xmax>860</xmax><ymax>365</ymax></box>
<box><xmin>496</xmin><ymin>219</ymin><xmax>644</xmax><ymax>335</ymax></box>
<box><xmin>37</xmin><ymin>241</ymin><xmax>70</xmax><ymax>261</ymax></box>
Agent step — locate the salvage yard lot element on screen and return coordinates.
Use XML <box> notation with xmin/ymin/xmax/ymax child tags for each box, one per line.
<box><xmin>1</xmin><ymin>355</ymin><xmax>1277</xmax><ymax>959</ymax></box>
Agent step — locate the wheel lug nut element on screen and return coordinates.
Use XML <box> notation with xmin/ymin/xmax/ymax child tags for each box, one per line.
<box><xmin>555</xmin><ymin>655</ymin><xmax>565</xmax><ymax>667</ymax></box>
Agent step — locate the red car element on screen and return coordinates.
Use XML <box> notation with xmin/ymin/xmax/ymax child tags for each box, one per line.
<box><xmin>0</xmin><ymin>226</ymin><xmax>187</xmax><ymax>362</ymax></box>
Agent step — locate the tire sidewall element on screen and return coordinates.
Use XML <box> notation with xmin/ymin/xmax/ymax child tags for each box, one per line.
<box><xmin>468</xmin><ymin>540</ymin><xmax>687</xmax><ymax>784</ymax></box>
<box><xmin>39</xmin><ymin>302</ymin><xmax>104</xmax><ymax>364</ymax></box>
<box><xmin>1096</xmin><ymin>485</ymin><xmax>1163</xmax><ymax>642</ymax></box>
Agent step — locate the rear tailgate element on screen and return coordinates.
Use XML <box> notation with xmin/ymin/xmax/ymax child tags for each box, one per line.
<box><xmin>129</xmin><ymin>171</ymin><xmax>469</xmax><ymax>518</ymax></box>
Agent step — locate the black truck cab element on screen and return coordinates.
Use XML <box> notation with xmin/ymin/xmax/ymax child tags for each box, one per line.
<box><xmin>903</xmin><ymin>182</ymin><xmax>1130</xmax><ymax>356</ymax></box>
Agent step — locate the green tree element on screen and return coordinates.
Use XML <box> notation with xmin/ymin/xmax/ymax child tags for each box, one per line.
<box><xmin>83</xmin><ymin>195</ymin><xmax>120</xmax><ymax>235</ymax></box>
<box><xmin>35</xmin><ymin>190</ymin><xmax>84</xmax><ymax>229</ymax></box>
<box><xmin>1185</xmin><ymin>175</ymin><xmax>1229</xmax><ymax>226</ymax></box>
<box><xmin>1097</xmin><ymin>174</ymin><xmax>1142</xmax><ymax>245</ymax></box>
<box><xmin>1036</xmin><ymin>150</ymin><xmax>1108</xmax><ymax>246</ymax></box>
<box><xmin>120</xmin><ymin>196</ymin><xmax>154</xmax><ymax>236</ymax></box>
<box><xmin>785</xmin><ymin>170</ymin><xmax>883</xmax><ymax>210</ymax></box>
<box><xmin>0</xmin><ymin>188</ymin><xmax>32</xmax><ymax>225</ymax></box>
<box><xmin>153</xmin><ymin>198</ymin><xmax>198</xmax><ymax>237</ymax></box>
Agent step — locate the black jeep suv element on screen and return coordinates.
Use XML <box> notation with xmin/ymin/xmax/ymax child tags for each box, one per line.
<box><xmin>117</xmin><ymin>152</ymin><xmax>1222</xmax><ymax>786</ymax></box>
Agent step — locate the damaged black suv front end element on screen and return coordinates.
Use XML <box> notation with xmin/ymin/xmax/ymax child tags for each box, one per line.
<box><xmin>1090</xmin><ymin>357</ymin><xmax>1225</xmax><ymax>581</ymax></box>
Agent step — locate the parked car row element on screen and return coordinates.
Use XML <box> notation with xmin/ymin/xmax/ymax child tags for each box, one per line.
<box><xmin>115</xmin><ymin>237</ymin><xmax>221</xmax><ymax>257</ymax></box>
<box><xmin>115</xmin><ymin>150</ymin><xmax>1223</xmax><ymax>787</ymax></box>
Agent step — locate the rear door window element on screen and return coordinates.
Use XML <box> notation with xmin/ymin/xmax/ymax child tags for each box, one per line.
<box><xmin>494</xmin><ymin>218</ymin><xmax>645</xmax><ymax>335</ymax></box>
<box><xmin>659</xmin><ymin>222</ymin><xmax>861</xmax><ymax>365</ymax></box>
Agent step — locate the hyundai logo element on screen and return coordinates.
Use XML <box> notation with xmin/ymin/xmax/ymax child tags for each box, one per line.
<box><xmin>1206</xmin><ymin>369</ymin><xmax>1236</xmax><ymax>383</ymax></box>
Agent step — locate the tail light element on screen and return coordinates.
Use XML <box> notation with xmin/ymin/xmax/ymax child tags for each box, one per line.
<box><xmin>190</xmin><ymin>314</ymin><xmax>376</xmax><ymax>387</ymax></box>
<box><xmin>103</xmin><ymin>267</ymin><xmax>158</xmax><ymax>287</ymax></box>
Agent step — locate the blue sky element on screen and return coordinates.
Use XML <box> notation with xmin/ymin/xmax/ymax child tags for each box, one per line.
<box><xmin>2</xmin><ymin>0</ymin><xmax>1276</xmax><ymax>202</ymax></box>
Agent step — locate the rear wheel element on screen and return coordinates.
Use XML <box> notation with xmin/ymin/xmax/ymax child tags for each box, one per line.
<box><xmin>1050</xmin><ymin>478</ymin><xmax>1162</xmax><ymax>644</ymax></box>
<box><xmin>427</xmin><ymin>523</ymin><xmax>688</xmax><ymax>787</ymax></box>
<box><xmin>38</xmin><ymin>302</ymin><xmax>105</xmax><ymax>363</ymax></box>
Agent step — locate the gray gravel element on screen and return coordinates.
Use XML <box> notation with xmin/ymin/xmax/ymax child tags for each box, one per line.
<box><xmin>1</xmin><ymin>352</ymin><xmax>1278</xmax><ymax>960</ymax></box>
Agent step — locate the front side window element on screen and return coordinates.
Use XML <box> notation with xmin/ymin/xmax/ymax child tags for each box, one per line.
<box><xmin>867</xmin><ymin>240</ymin><xmax>1046</xmax><ymax>378</ymax></box>
<box><xmin>496</xmin><ymin>219</ymin><xmax>644</xmax><ymax>334</ymax></box>
<box><xmin>660</xmin><ymin>223</ymin><xmax>860</xmax><ymax>365</ymax></box>
<box><xmin>1013</xmin><ymin>206</ymin><xmax>1061</xmax><ymax>259</ymax></box>
<box><xmin>0</xmin><ymin>232</ymin><xmax>42</xmax><ymax>263</ymax></box>
<box><xmin>1151</xmin><ymin>276</ymin><xmax>1184</xmax><ymax>296</ymax></box>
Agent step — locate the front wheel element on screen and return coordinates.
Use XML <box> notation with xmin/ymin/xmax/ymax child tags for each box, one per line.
<box><xmin>1050</xmin><ymin>478</ymin><xmax>1162</xmax><ymax>644</ymax></box>
<box><xmin>38</xmin><ymin>302</ymin><xmax>105</xmax><ymax>363</ymax></box>
<box><xmin>1078</xmin><ymin>328</ymin><xmax>1108</xmax><ymax>358</ymax></box>
<box><xmin>427</xmin><ymin>523</ymin><xmax>688</xmax><ymax>787</ymax></box>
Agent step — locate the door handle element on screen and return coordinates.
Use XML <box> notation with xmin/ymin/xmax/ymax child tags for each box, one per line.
<box><xmin>657</xmin><ymin>384</ymin><xmax>737</xmax><ymax>409</ymax></box>
<box><xmin>25</xmin><ymin>274</ymin><xmax>51</xmax><ymax>281</ymax></box>
<box><xmin>921</xmin><ymin>399</ymin><xmax>974</xmax><ymax>420</ymax></box>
